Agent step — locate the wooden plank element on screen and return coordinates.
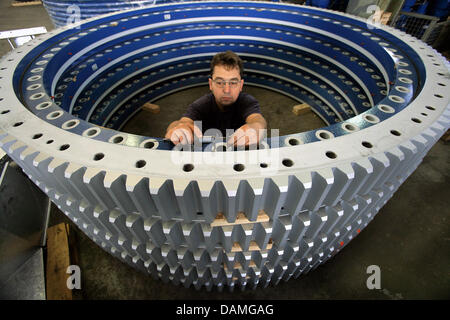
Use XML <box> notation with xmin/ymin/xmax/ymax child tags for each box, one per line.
<box><xmin>211</xmin><ymin>210</ymin><xmax>270</xmax><ymax>227</ymax></box>
<box><xmin>46</xmin><ymin>223</ymin><xmax>72</xmax><ymax>300</ymax></box>
<box><xmin>141</xmin><ymin>102</ymin><xmax>160</xmax><ymax>114</ymax></box>
<box><xmin>230</xmin><ymin>239</ymin><xmax>273</xmax><ymax>253</ymax></box>
<box><xmin>292</xmin><ymin>103</ymin><xmax>311</xmax><ymax>116</ymax></box>
<box><xmin>231</xmin><ymin>242</ymin><xmax>243</xmax><ymax>253</ymax></box>
<box><xmin>11</xmin><ymin>1</ymin><xmax>42</xmax><ymax>7</ymax></box>
<box><xmin>224</xmin><ymin>260</ymin><xmax>260</xmax><ymax>272</ymax></box>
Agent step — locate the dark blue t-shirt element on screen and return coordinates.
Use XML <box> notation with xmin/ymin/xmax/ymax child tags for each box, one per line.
<box><xmin>182</xmin><ymin>92</ymin><xmax>261</xmax><ymax>137</ymax></box>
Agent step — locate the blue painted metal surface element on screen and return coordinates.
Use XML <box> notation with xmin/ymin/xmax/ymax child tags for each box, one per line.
<box><xmin>15</xmin><ymin>1</ymin><xmax>426</xmax><ymax>151</ymax></box>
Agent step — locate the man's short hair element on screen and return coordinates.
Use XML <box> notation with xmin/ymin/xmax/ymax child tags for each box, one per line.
<box><xmin>210</xmin><ymin>51</ymin><xmax>244</xmax><ymax>79</ymax></box>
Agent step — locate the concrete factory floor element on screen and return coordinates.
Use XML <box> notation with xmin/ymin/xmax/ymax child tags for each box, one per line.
<box><xmin>1</xmin><ymin>2</ymin><xmax>449</xmax><ymax>300</ymax></box>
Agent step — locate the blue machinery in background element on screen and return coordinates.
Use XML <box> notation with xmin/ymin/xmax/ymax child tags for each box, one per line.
<box><xmin>1</xmin><ymin>1</ymin><xmax>449</xmax><ymax>290</ymax></box>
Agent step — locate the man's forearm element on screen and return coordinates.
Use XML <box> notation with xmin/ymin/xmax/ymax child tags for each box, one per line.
<box><xmin>166</xmin><ymin>117</ymin><xmax>194</xmax><ymax>133</ymax></box>
<box><xmin>246</xmin><ymin>114</ymin><xmax>267</xmax><ymax>132</ymax></box>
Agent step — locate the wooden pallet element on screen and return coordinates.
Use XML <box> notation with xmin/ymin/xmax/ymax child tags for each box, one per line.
<box><xmin>231</xmin><ymin>239</ymin><xmax>273</xmax><ymax>253</ymax></box>
<box><xmin>211</xmin><ymin>210</ymin><xmax>270</xmax><ymax>227</ymax></box>
<box><xmin>46</xmin><ymin>223</ymin><xmax>80</xmax><ymax>300</ymax></box>
<box><xmin>11</xmin><ymin>0</ymin><xmax>42</xmax><ymax>7</ymax></box>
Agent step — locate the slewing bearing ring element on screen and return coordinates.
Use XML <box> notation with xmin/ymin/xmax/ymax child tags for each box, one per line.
<box><xmin>0</xmin><ymin>1</ymin><xmax>449</xmax><ymax>291</ymax></box>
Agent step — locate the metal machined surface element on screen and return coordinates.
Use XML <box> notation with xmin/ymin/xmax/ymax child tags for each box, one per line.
<box><xmin>0</xmin><ymin>1</ymin><xmax>449</xmax><ymax>291</ymax></box>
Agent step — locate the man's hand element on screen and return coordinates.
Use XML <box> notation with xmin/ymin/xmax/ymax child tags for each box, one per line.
<box><xmin>227</xmin><ymin>113</ymin><xmax>267</xmax><ymax>148</ymax></box>
<box><xmin>165</xmin><ymin>117</ymin><xmax>202</xmax><ymax>145</ymax></box>
<box><xmin>227</xmin><ymin>124</ymin><xmax>259</xmax><ymax>147</ymax></box>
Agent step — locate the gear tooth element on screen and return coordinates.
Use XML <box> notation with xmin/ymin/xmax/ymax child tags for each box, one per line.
<box><xmin>303</xmin><ymin>168</ymin><xmax>334</xmax><ymax>211</ymax></box>
<box><xmin>271</xmin><ymin>216</ymin><xmax>292</xmax><ymax>249</ymax></box>
<box><xmin>32</xmin><ymin>153</ymin><xmax>52</xmax><ymax>168</ymax></box>
<box><xmin>64</xmin><ymin>162</ymin><xmax>83</xmax><ymax>178</ymax></box>
<box><xmin>109</xmin><ymin>208</ymin><xmax>134</xmax><ymax>243</ymax></box>
<box><xmin>357</xmin><ymin>154</ymin><xmax>389</xmax><ymax>195</ymax></box>
<box><xmin>124</xmin><ymin>174</ymin><xmax>140</xmax><ymax>192</ymax></box>
<box><xmin>220</xmin><ymin>179</ymin><xmax>240</xmax><ymax>223</ymax></box>
<box><xmin>104</xmin><ymin>171</ymin><xmax>137</xmax><ymax>214</ymax></box>
<box><xmin>185</xmin><ymin>223</ymin><xmax>204</xmax><ymax>250</ymax></box>
<box><xmin>47</xmin><ymin>158</ymin><xmax>66</xmax><ymax>173</ymax></box>
<box><xmin>244</xmin><ymin>178</ymin><xmax>265</xmax><ymax>221</ymax></box>
<box><xmin>0</xmin><ymin>135</ymin><xmax>18</xmax><ymax>149</ymax></box>
<box><xmin>126</xmin><ymin>213</ymin><xmax>148</xmax><ymax>245</ymax></box>
<box><xmin>18</xmin><ymin>146</ymin><xmax>38</xmax><ymax>161</ymax></box>
<box><xmin>323</xmin><ymin>164</ymin><xmax>355</xmax><ymax>207</ymax></box>
<box><xmin>149</xmin><ymin>177</ymin><xmax>166</xmax><ymax>194</ymax></box>
<box><xmin>31</xmin><ymin>153</ymin><xmax>55</xmax><ymax>189</ymax></box>
<box><xmin>8</xmin><ymin>140</ymin><xmax>27</xmax><ymax>156</ymax></box>
<box><xmin>178</xmin><ymin>180</ymin><xmax>203</xmax><ymax>222</ymax></box>
<box><xmin>16</xmin><ymin>147</ymin><xmax>42</xmax><ymax>179</ymax></box>
<box><xmin>235</xmin><ymin>180</ymin><xmax>256</xmax><ymax>222</ymax></box>
<box><xmin>125</xmin><ymin>176</ymin><xmax>158</xmax><ymax>219</ymax></box>
<box><xmin>399</xmin><ymin>140</ymin><xmax>418</xmax><ymax>154</ymax></box>
<box><xmin>83</xmin><ymin>168</ymin><xmax>115</xmax><ymax>210</ymax></box>
<box><xmin>64</xmin><ymin>165</ymin><xmax>99</xmax><ymax>206</ymax></box>
<box><xmin>283</xmin><ymin>173</ymin><xmax>311</xmax><ymax>215</ymax></box>
<box><xmin>47</xmin><ymin>159</ymin><xmax>79</xmax><ymax>197</ymax></box>
<box><xmin>208</xmin><ymin>180</ymin><xmax>230</xmax><ymax>223</ymax></box>
<box><xmin>413</xmin><ymin>133</ymin><xmax>434</xmax><ymax>148</ymax></box>
<box><xmin>260</xmin><ymin>177</ymin><xmax>287</xmax><ymax>220</ymax></box>
<box><xmin>253</xmin><ymin>222</ymin><xmax>272</xmax><ymax>251</ymax></box>
<box><xmin>172</xmin><ymin>178</ymin><xmax>191</xmax><ymax>197</ymax></box>
<box><xmin>144</xmin><ymin>217</ymin><xmax>166</xmax><ymax>246</ymax></box>
<box><xmin>152</xmin><ymin>179</ymin><xmax>181</xmax><ymax>220</ymax></box>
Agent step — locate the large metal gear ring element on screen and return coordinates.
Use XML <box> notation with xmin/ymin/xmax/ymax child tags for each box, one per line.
<box><xmin>0</xmin><ymin>1</ymin><xmax>449</xmax><ymax>291</ymax></box>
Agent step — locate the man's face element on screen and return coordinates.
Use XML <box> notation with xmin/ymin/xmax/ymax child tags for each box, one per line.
<box><xmin>209</xmin><ymin>64</ymin><xmax>244</xmax><ymax>108</ymax></box>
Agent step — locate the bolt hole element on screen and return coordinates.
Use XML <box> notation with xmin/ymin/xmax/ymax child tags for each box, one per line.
<box><xmin>260</xmin><ymin>163</ymin><xmax>268</xmax><ymax>168</ymax></box>
<box><xmin>425</xmin><ymin>106</ymin><xmax>435</xmax><ymax>111</ymax></box>
<box><xmin>86</xmin><ymin>128</ymin><xmax>99</xmax><ymax>137</ymax></box>
<box><xmin>183</xmin><ymin>164</ymin><xmax>194</xmax><ymax>172</ymax></box>
<box><xmin>233</xmin><ymin>164</ymin><xmax>245</xmax><ymax>172</ymax></box>
<box><xmin>63</xmin><ymin>120</ymin><xmax>78</xmax><ymax>129</ymax></box>
<box><xmin>94</xmin><ymin>153</ymin><xmax>104</xmax><ymax>161</ymax></box>
<box><xmin>13</xmin><ymin>122</ymin><xmax>23</xmax><ymax>127</ymax></box>
<box><xmin>364</xmin><ymin>114</ymin><xmax>379</xmax><ymax>123</ymax></box>
<box><xmin>378</xmin><ymin>105</ymin><xmax>395</xmax><ymax>113</ymax></box>
<box><xmin>390</xmin><ymin>130</ymin><xmax>401</xmax><ymax>136</ymax></box>
<box><xmin>144</xmin><ymin>141</ymin><xmax>155</xmax><ymax>149</ymax></box>
<box><xmin>282</xmin><ymin>159</ymin><xmax>294</xmax><ymax>167</ymax></box>
<box><xmin>434</xmin><ymin>94</ymin><xmax>443</xmax><ymax>98</ymax></box>
<box><xmin>288</xmin><ymin>138</ymin><xmax>300</xmax><ymax>145</ymax></box>
<box><xmin>135</xmin><ymin>160</ymin><xmax>146</xmax><ymax>168</ymax></box>
<box><xmin>112</xmin><ymin>136</ymin><xmax>124</xmax><ymax>144</ymax></box>
<box><xmin>362</xmin><ymin>141</ymin><xmax>373</xmax><ymax>148</ymax></box>
<box><xmin>326</xmin><ymin>151</ymin><xmax>337</xmax><ymax>159</ymax></box>
<box><xmin>32</xmin><ymin>133</ymin><xmax>43</xmax><ymax>139</ymax></box>
<box><xmin>1</xmin><ymin>110</ymin><xmax>10</xmax><ymax>114</ymax></box>
<box><xmin>343</xmin><ymin>123</ymin><xmax>358</xmax><ymax>131</ymax></box>
<box><xmin>411</xmin><ymin>118</ymin><xmax>421</xmax><ymax>123</ymax></box>
<box><xmin>420</xmin><ymin>113</ymin><xmax>428</xmax><ymax>117</ymax></box>
<box><xmin>316</xmin><ymin>130</ymin><xmax>333</xmax><ymax>140</ymax></box>
<box><xmin>59</xmin><ymin>144</ymin><xmax>70</xmax><ymax>151</ymax></box>
<box><xmin>46</xmin><ymin>140</ymin><xmax>54</xmax><ymax>144</ymax></box>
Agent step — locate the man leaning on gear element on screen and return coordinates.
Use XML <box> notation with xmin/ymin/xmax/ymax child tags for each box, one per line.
<box><xmin>165</xmin><ymin>50</ymin><xmax>267</xmax><ymax>147</ymax></box>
